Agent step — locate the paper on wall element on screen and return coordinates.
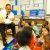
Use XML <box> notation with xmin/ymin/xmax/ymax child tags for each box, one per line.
<box><xmin>26</xmin><ymin>5</ymin><xmax>34</xmax><ymax>10</ymax></box>
<box><xmin>9</xmin><ymin>0</ymin><xmax>15</xmax><ymax>5</ymax></box>
<box><xmin>21</xmin><ymin>5</ymin><xmax>26</xmax><ymax>11</ymax></box>
<box><xmin>26</xmin><ymin>5</ymin><xmax>30</xmax><ymax>10</ymax></box>
<box><xmin>17</xmin><ymin>11</ymin><xmax>21</xmax><ymax>15</ymax></box>
<box><xmin>30</xmin><ymin>0</ymin><xmax>34</xmax><ymax>5</ymax></box>
<box><xmin>13</xmin><ymin>5</ymin><xmax>21</xmax><ymax>11</ymax></box>
<box><xmin>33</xmin><ymin>0</ymin><xmax>44</xmax><ymax>9</ymax></box>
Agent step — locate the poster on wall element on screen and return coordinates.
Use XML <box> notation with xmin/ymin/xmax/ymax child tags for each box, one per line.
<box><xmin>17</xmin><ymin>11</ymin><xmax>21</xmax><ymax>15</ymax></box>
<box><xmin>13</xmin><ymin>5</ymin><xmax>20</xmax><ymax>11</ymax></box>
<box><xmin>26</xmin><ymin>5</ymin><xmax>30</xmax><ymax>10</ymax></box>
<box><xmin>18</xmin><ymin>0</ymin><xmax>30</xmax><ymax>5</ymax></box>
<box><xmin>30</xmin><ymin>10</ymin><xmax>45</xmax><ymax>19</ymax></box>
<box><xmin>30</xmin><ymin>0</ymin><xmax>34</xmax><ymax>5</ymax></box>
<box><xmin>21</xmin><ymin>5</ymin><xmax>26</xmax><ymax>11</ymax></box>
<box><xmin>30</xmin><ymin>10</ymin><xmax>38</xmax><ymax>16</ymax></box>
<box><xmin>38</xmin><ymin>10</ymin><xmax>45</xmax><ymax>17</ymax></box>
<box><xmin>26</xmin><ymin>5</ymin><xmax>34</xmax><ymax>10</ymax></box>
<box><xmin>9</xmin><ymin>0</ymin><xmax>15</xmax><ymax>5</ymax></box>
<box><xmin>33</xmin><ymin>0</ymin><xmax>44</xmax><ymax>9</ymax></box>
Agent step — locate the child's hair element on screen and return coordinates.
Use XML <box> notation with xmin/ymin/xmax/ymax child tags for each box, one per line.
<box><xmin>31</xmin><ymin>21</ymin><xmax>37</xmax><ymax>26</ymax></box>
<box><xmin>34</xmin><ymin>21</ymin><xmax>37</xmax><ymax>25</ymax></box>
<box><xmin>6</xmin><ymin>4</ymin><xmax>11</xmax><ymax>7</ymax></box>
<box><xmin>17</xmin><ymin>26</ymin><xmax>34</xmax><ymax>46</ymax></box>
<box><xmin>28</xmin><ymin>22</ymin><xmax>31</xmax><ymax>26</ymax></box>
<box><xmin>16</xmin><ymin>31</ymin><xmax>21</xmax><ymax>40</ymax></box>
<box><xmin>42</xmin><ymin>26</ymin><xmax>49</xmax><ymax>32</ymax></box>
<box><xmin>42</xmin><ymin>20</ymin><xmax>49</xmax><ymax>26</ymax></box>
<box><xmin>40</xmin><ymin>26</ymin><xmax>49</xmax><ymax>35</ymax></box>
<box><xmin>21</xmin><ymin>20</ymin><xmax>26</xmax><ymax>27</ymax></box>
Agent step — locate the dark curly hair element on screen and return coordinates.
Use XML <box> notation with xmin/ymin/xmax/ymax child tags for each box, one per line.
<box><xmin>17</xmin><ymin>26</ymin><xmax>34</xmax><ymax>46</ymax></box>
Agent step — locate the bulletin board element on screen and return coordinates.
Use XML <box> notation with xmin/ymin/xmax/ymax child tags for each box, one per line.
<box><xmin>9</xmin><ymin>0</ymin><xmax>45</xmax><ymax>19</ymax></box>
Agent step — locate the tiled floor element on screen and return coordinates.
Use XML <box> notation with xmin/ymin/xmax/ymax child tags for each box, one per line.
<box><xmin>0</xmin><ymin>35</ymin><xmax>14</xmax><ymax>50</ymax></box>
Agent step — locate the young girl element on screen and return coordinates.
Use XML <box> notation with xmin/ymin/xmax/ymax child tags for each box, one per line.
<box><xmin>24</xmin><ymin>26</ymin><xmax>35</xmax><ymax>50</ymax></box>
<box><xmin>31</xmin><ymin>21</ymin><xmax>40</xmax><ymax>37</ymax></box>
<box><xmin>17</xmin><ymin>26</ymin><xmax>32</xmax><ymax>50</ymax></box>
<box><xmin>39</xmin><ymin>26</ymin><xmax>50</xmax><ymax>50</ymax></box>
<box><xmin>13</xmin><ymin>26</ymin><xmax>35</xmax><ymax>50</ymax></box>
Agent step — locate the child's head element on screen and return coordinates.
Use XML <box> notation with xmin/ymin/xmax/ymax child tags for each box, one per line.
<box><xmin>21</xmin><ymin>20</ymin><xmax>26</xmax><ymax>27</ymax></box>
<box><xmin>25</xmin><ymin>23</ymin><xmax>29</xmax><ymax>27</ymax></box>
<box><xmin>42</xmin><ymin>20</ymin><xmax>49</xmax><ymax>26</ymax></box>
<box><xmin>17</xmin><ymin>26</ymin><xmax>33</xmax><ymax>46</ymax></box>
<box><xmin>41</xmin><ymin>26</ymin><xmax>49</xmax><ymax>36</ymax></box>
<box><xmin>31</xmin><ymin>21</ymin><xmax>37</xmax><ymax>26</ymax></box>
<box><xmin>24</xmin><ymin>26</ymin><xmax>35</xmax><ymax>36</ymax></box>
<box><xmin>31</xmin><ymin>21</ymin><xmax>35</xmax><ymax>26</ymax></box>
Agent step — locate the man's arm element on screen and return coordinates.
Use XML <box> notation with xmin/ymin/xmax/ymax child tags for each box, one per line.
<box><xmin>10</xmin><ymin>12</ymin><xmax>15</xmax><ymax>21</ymax></box>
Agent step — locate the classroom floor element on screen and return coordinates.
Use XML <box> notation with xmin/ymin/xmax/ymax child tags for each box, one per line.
<box><xmin>0</xmin><ymin>34</ymin><xmax>14</xmax><ymax>50</ymax></box>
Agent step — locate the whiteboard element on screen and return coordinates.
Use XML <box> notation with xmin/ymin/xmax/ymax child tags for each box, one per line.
<box><xmin>46</xmin><ymin>0</ymin><xmax>50</xmax><ymax>14</ymax></box>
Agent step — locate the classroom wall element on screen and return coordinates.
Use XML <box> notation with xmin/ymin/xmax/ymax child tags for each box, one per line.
<box><xmin>46</xmin><ymin>0</ymin><xmax>50</xmax><ymax>14</ymax></box>
<box><xmin>0</xmin><ymin>0</ymin><xmax>9</xmax><ymax>9</ymax></box>
<box><xmin>0</xmin><ymin>0</ymin><xmax>45</xmax><ymax>23</ymax></box>
<box><xmin>0</xmin><ymin>0</ymin><xmax>47</xmax><ymax>14</ymax></box>
<box><xmin>0</xmin><ymin>0</ymin><xmax>50</xmax><ymax>23</ymax></box>
<box><xmin>45</xmin><ymin>0</ymin><xmax>50</xmax><ymax>23</ymax></box>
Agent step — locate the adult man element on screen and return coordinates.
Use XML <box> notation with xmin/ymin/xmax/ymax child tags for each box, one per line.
<box><xmin>0</xmin><ymin>13</ymin><xmax>8</xmax><ymax>47</ymax></box>
<box><xmin>0</xmin><ymin>4</ymin><xmax>16</xmax><ymax>47</ymax></box>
